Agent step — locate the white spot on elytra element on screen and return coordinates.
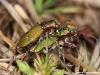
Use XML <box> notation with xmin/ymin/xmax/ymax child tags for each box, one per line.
<box><xmin>26</xmin><ymin>36</ymin><xmax>29</xmax><ymax>39</ymax></box>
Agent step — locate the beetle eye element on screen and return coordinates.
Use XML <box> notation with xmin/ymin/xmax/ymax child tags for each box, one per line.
<box><xmin>59</xmin><ymin>45</ymin><xmax>63</xmax><ymax>47</ymax></box>
<box><xmin>59</xmin><ymin>45</ymin><xmax>63</xmax><ymax>49</ymax></box>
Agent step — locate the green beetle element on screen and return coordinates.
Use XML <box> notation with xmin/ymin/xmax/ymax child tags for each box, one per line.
<box><xmin>17</xmin><ymin>20</ymin><xmax>60</xmax><ymax>53</ymax></box>
<box><xmin>30</xmin><ymin>24</ymin><xmax>97</xmax><ymax>58</ymax></box>
<box><xmin>30</xmin><ymin>25</ymin><xmax>75</xmax><ymax>53</ymax></box>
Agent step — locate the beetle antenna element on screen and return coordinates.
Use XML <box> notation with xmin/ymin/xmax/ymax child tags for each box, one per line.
<box><xmin>75</xmin><ymin>25</ymin><xmax>88</xmax><ymax>30</ymax></box>
<box><xmin>78</xmin><ymin>31</ymin><xmax>97</xmax><ymax>42</ymax></box>
<box><xmin>74</xmin><ymin>25</ymin><xmax>97</xmax><ymax>42</ymax></box>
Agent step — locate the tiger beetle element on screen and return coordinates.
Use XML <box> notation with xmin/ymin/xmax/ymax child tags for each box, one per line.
<box><xmin>16</xmin><ymin>20</ymin><xmax>60</xmax><ymax>54</ymax></box>
<box><xmin>30</xmin><ymin>24</ymin><xmax>97</xmax><ymax>58</ymax></box>
<box><xmin>30</xmin><ymin>25</ymin><xmax>76</xmax><ymax>53</ymax></box>
<box><xmin>16</xmin><ymin>19</ymin><xmax>97</xmax><ymax>60</ymax></box>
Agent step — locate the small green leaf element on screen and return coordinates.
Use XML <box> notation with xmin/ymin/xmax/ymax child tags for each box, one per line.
<box><xmin>34</xmin><ymin>54</ymin><xmax>58</xmax><ymax>75</ymax></box>
<box><xmin>16</xmin><ymin>60</ymin><xmax>34</xmax><ymax>75</ymax></box>
<box><xmin>34</xmin><ymin>58</ymin><xmax>42</xmax><ymax>68</ymax></box>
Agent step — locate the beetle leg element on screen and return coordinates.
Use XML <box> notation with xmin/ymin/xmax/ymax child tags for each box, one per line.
<box><xmin>75</xmin><ymin>35</ymin><xmax>80</xmax><ymax>43</ymax></box>
<box><xmin>61</xmin><ymin>48</ymin><xmax>66</xmax><ymax>64</ymax></box>
<box><xmin>55</xmin><ymin>41</ymin><xmax>61</xmax><ymax>57</ymax></box>
<box><xmin>66</xmin><ymin>43</ymin><xmax>76</xmax><ymax>48</ymax></box>
<box><xmin>45</xmin><ymin>32</ymin><xmax>49</xmax><ymax>53</ymax></box>
<box><xmin>57</xmin><ymin>40</ymin><xmax>66</xmax><ymax>63</ymax></box>
<box><xmin>20</xmin><ymin>48</ymin><xmax>30</xmax><ymax>60</ymax></box>
<box><xmin>78</xmin><ymin>31</ymin><xmax>97</xmax><ymax>42</ymax></box>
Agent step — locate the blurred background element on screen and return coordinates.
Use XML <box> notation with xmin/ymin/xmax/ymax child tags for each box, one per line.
<box><xmin>0</xmin><ymin>0</ymin><xmax>100</xmax><ymax>74</ymax></box>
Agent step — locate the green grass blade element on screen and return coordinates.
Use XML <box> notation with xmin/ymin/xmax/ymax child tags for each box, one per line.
<box><xmin>43</xmin><ymin>7</ymin><xmax>67</xmax><ymax>14</ymax></box>
<box><xmin>43</xmin><ymin>0</ymin><xmax>57</xmax><ymax>8</ymax></box>
<box><xmin>34</xmin><ymin>0</ymin><xmax>43</xmax><ymax>14</ymax></box>
<box><xmin>43</xmin><ymin>6</ymin><xmax>80</xmax><ymax>14</ymax></box>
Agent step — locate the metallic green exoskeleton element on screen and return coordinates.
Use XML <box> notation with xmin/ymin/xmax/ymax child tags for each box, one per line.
<box><xmin>16</xmin><ymin>20</ymin><xmax>60</xmax><ymax>53</ymax></box>
<box><xmin>17</xmin><ymin>25</ymin><xmax>43</xmax><ymax>48</ymax></box>
<box><xmin>40</xmin><ymin>20</ymin><xmax>60</xmax><ymax>29</ymax></box>
<box><xmin>30</xmin><ymin>23</ymin><xmax>97</xmax><ymax>59</ymax></box>
<box><xmin>57</xmin><ymin>25</ymin><xmax>74</xmax><ymax>36</ymax></box>
<box><xmin>31</xmin><ymin>37</ymin><xmax>57</xmax><ymax>52</ymax></box>
<box><xmin>30</xmin><ymin>25</ymin><xmax>75</xmax><ymax>53</ymax></box>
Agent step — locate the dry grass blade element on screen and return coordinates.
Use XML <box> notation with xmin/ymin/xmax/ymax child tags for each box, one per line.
<box><xmin>14</xmin><ymin>4</ymin><xmax>29</xmax><ymax>20</ymax></box>
<box><xmin>50</xmin><ymin>52</ymin><xmax>72</xmax><ymax>73</ymax></box>
<box><xmin>0</xmin><ymin>0</ymin><xmax>28</xmax><ymax>32</ymax></box>
<box><xmin>0</xmin><ymin>30</ymin><xmax>14</xmax><ymax>48</ymax></box>
<box><xmin>0</xmin><ymin>62</ymin><xmax>15</xmax><ymax>72</ymax></box>
<box><xmin>0</xmin><ymin>59</ymin><xmax>12</xmax><ymax>62</ymax></box>
<box><xmin>75</xmin><ymin>45</ymin><xmax>83</xmax><ymax>72</ymax></box>
<box><xmin>76</xmin><ymin>43</ymin><xmax>90</xmax><ymax>73</ymax></box>
<box><xmin>11</xmin><ymin>23</ymin><xmax>19</xmax><ymax>43</ymax></box>
<box><xmin>94</xmin><ymin>57</ymin><xmax>100</xmax><ymax>70</ymax></box>
<box><xmin>72</xmin><ymin>0</ymin><xmax>100</xmax><ymax>8</ymax></box>
<box><xmin>14</xmin><ymin>4</ymin><xmax>34</xmax><ymax>27</ymax></box>
<box><xmin>89</xmin><ymin>37</ymin><xmax>100</xmax><ymax>68</ymax></box>
<box><xmin>65</xmin><ymin>54</ymin><xmax>98</xmax><ymax>73</ymax></box>
<box><xmin>84</xmin><ymin>9</ymin><xmax>99</xmax><ymax>34</ymax></box>
<box><xmin>0</xmin><ymin>43</ymin><xmax>14</xmax><ymax>58</ymax></box>
<box><xmin>61</xmin><ymin>7</ymin><xmax>83</xmax><ymax>14</ymax></box>
<box><xmin>24</xmin><ymin>0</ymin><xmax>40</xmax><ymax>23</ymax></box>
<box><xmin>98</xmin><ymin>67</ymin><xmax>100</xmax><ymax>71</ymax></box>
<box><xmin>79</xmin><ymin>42</ymin><xmax>90</xmax><ymax>65</ymax></box>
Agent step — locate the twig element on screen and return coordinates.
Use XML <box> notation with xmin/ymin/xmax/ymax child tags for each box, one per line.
<box><xmin>0</xmin><ymin>62</ymin><xmax>15</xmax><ymax>72</ymax></box>
<box><xmin>0</xmin><ymin>43</ymin><xmax>14</xmax><ymax>58</ymax></box>
<box><xmin>89</xmin><ymin>37</ymin><xmax>100</xmax><ymax>67</ymax></box>
<box><xmin>14</xmin><ymin>4</ymin><xmax>34</xmax><ymax>27</ymax></box>
<box><xmin>65</xmin><ymin>54</ymin><xmax>99</xmax><ymax>75</ymax></box>
<box><xmin>0</xmin><ymin>59</ymin><xmax>12</xmax><ymax>62</ymax></box>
